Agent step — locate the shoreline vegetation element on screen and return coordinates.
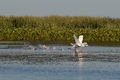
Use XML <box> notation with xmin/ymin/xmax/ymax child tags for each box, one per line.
<box><xmin>0</xmin><ymin>15</ymin><xmax>120</xmax><ymax>45</ymax></box>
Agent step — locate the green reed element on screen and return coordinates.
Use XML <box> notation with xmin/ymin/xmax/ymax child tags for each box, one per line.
<box><xmin>0</xmin><ymin>16</ymin><xmax>120</xmax><ymax>43</ymax></box>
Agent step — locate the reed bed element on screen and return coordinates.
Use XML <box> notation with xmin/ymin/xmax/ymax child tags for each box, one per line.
<box><xmin>0</xmin><ymin>16</ymin><xmax>120</xmax><ymax>43</ymax></box>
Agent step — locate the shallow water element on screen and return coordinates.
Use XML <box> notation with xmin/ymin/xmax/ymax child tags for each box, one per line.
<box><xmin>0</xmin><ymin>43</ymin><xmax>120</xmax><ymax>80</ymax></box>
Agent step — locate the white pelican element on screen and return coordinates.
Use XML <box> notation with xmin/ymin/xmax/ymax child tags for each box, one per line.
<box><xmin>71</xmin><ymin>34</ymin><xmax>88</xmax><ymax>48</ymax></box>
<box><xmin>71</xmin><ymin>34</ymin><xmax>88</xmax><ymax>56</ymax></box>
<box><xmin>38</xmin><ymin>44</ymin><xmax>49</xmax><ymax>50</ymax></box>
<box><xmin>29</xmin><ymin>45</ymin><xmax>37</xmax><ymax>50</ymax></box>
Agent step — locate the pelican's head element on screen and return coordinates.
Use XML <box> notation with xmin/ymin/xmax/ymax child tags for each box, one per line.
<box><xmin>79</xmin><ymin>35</ymin><xmax>83</xmax><ymax>38</ymax></box>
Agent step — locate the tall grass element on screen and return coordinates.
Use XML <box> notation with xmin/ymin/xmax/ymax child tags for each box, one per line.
<box><xmin>0</xmin><ymin>16</ymin><xmax>120</xmax><ymax>43</ymax></box>
<box><xmin>1</xmin><ymin>16</ymin><xmax>120</xmax><ymax>28</ymax></box>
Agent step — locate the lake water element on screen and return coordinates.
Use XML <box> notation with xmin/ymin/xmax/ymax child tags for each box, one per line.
<box><xmin>0</xmin><ymin>42</ymin><xmax>120</xmax><ymax>80</ymax></box>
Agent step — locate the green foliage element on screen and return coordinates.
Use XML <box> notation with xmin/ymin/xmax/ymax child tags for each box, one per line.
<box><xmin>0</xmin><ymin>16</ymin><xmax>120</xmax><ymax>28</ymax></box>
<box><xmin>0</xmin><ymin>16</ymin><xmax>120</xmax><ymax>43</ymax></box>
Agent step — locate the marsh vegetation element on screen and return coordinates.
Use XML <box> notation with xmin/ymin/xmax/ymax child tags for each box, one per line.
<box><xmin>0</xmin><ymin>16</ymin><xmax>120</xmax><ymax>44</ymax></box>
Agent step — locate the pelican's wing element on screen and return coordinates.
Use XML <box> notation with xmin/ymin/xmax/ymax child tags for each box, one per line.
<box><xmin>73</xmin><ymin>34</ymin><xmax>79</xmax><ymax>44</ymax></box>
<box><xmin>79</xmin><ymin>35</ymin><xmax>83</xmax><ymax>43</ymax></box>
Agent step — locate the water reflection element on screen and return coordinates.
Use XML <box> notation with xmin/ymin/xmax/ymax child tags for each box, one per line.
<box><xmin>0</xmin><ymin>41</ymin><xmax>120</xmax><ymax>64</ymax></box>
<box><xmin>73</xmin><ymin>47</ymin><xmax>88</xmax><ymax>69</ymax></box>
<box><xmin>0</xmin><ymin>48</ymin><xmax>120</xmax><ymax>64</ymax></box>
<box><xmin>1</xmin><ymin>41</ymin><xmax>120</xmax><ymax>80</ymax></box>
<box><xmin>0</xmin><ymin>44</ymin><xmax>86</xmax><ymax>64</ymax></box>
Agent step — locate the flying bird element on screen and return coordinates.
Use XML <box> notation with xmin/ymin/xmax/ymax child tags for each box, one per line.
<box><xmin>71</xmin><ymin>34</ymin><xmax>88</xmax><ymax>48</ymax></box>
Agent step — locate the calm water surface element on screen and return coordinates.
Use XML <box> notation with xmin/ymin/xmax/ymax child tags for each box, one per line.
<box><xmin>0</xmin><ymin>42</ymin><xmax>120</xmax><ymax>80</ymax></box>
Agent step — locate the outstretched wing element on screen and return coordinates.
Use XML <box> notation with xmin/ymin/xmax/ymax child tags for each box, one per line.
<box><xmin>79</xmin><ymin>35</ymin><xmax>83</xmax><ymax>43</ymax></box>
<box><xmin>73</xmin><ymin>34</ymin><xmax>79</xmax><ymax>44</ymax></box>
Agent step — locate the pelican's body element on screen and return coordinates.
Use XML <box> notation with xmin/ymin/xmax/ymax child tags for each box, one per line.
<box><xmin>71</xmin><ymin>34</ymin><xmax>88</xmax><ymax>56</ymax></box>
<box><xmin>71</xmin><ymin>34</ymin><xmax>88</xmax><ymax>47</ymax></box>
